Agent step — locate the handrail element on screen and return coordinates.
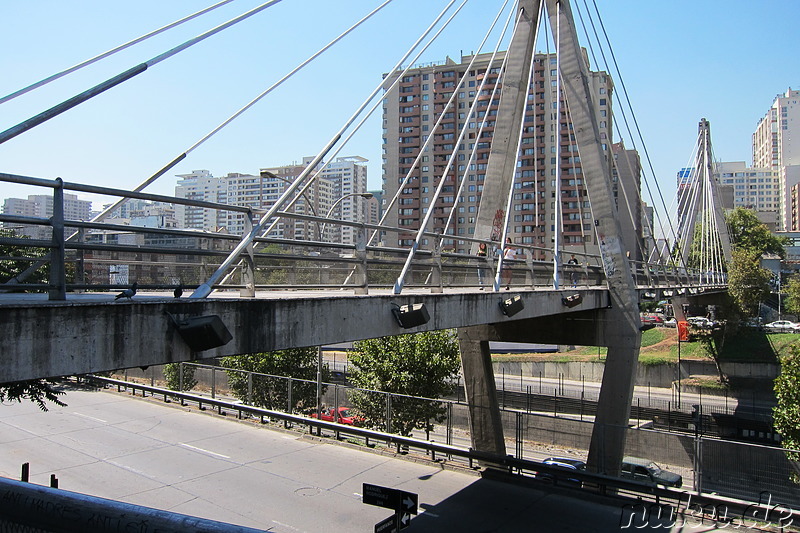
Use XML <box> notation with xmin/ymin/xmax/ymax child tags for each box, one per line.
<box><xmin>0</xmin><ymin>172</ymin><xmax>252</xmax><ymax>213</ymax></box>
<box><xmin>0</xmin><ymin>171</ymin><xmax>725</xmax><ymax>298</ymax></box>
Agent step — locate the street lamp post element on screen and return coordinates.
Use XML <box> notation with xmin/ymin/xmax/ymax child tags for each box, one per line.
<box><xmin>315</xmin><ymin>192</ymin><xmax>373</xmax><ymax>423</ymax></box>
<box><xmin>319</xmin><ymin>192</ymin><xmax>373</xmax><ymax>243</ymax></box>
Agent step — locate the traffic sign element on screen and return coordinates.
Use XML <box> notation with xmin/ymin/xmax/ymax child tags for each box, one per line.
<box><xmin>374</xmin><ymin>512</ymin><xmax>412</xmax><ymax>533</ymax></box>
<box><xmin>362</xmin><ymin>483</ymin><xmax>418</xmax><ymax>515</ymax></box>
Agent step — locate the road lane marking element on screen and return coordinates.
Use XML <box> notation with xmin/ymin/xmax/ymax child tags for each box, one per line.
<box><xmin>178</xmin><ymin>442</ymin><xmax>230</xmax><ymax>459</ymax></box>
<box><xmin>73</xmin><ymin>412</ymin><xmax>108</xmax><ymax>423</ymax></box>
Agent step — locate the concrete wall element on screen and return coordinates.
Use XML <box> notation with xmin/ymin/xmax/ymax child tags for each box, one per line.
<box><xmin>492</xmin><ymin>360</ymin><xmax>779</xmax><ymax>388</ymax></box>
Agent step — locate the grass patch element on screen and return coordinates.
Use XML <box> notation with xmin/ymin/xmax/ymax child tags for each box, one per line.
<box><xmin>681</xmin><ymin>376</ymin><xmax>728</xmax><ymax>391</ymax></box>
<box><xmin>638</xmin><ymin>355</ymin><xmax>672</xmax><ymax>366</ymax></box>
<box><xmin>489</xmin><ymin>327</ymin><xmax>792</xmax><ymax>364</ymax></box>
<box><xmin>640</xmin><ymin>328</ymin><xmax>667</xmax><ymax>348</ymax></box>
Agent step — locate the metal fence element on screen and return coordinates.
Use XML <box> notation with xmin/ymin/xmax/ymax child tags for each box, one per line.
<box><xmin>116</xmin><ymin>362</ymin><xmax>800</xmax><ymax>509</ymax></box>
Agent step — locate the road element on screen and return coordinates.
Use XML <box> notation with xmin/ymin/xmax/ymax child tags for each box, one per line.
<box><xmin>0</xmin><ymin>385</ymin><xmax>724</xmax><ymax>532</ymax></box>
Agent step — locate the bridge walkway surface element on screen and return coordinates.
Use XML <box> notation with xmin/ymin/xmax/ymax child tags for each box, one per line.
<box><xmin>0</xmin><ymin>386</ymin><xmax>739</xmax><ymax>532</ymax></box>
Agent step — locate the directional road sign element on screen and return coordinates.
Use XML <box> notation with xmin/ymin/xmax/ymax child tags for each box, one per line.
<box><xmin>362</xmin><ymin>483</ymin><xmax>418</xmax><ymax>515</ymax></box>
<box><xmin>374</xmin><ymin>512</ymin><xmax>412</xmax><ymax>533</ymax></box>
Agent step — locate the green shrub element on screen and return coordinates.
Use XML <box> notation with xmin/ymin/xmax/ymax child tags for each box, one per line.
<box><xmin>164</xmin><ymin>363</ymin><xmax>197</xmax><ymax>392</ymax></box>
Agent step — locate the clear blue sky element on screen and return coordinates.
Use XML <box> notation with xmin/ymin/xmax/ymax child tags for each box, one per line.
<box><xmin>1</xmin><ymin>0</ymin><xmax>798</xmax><ymax>218</ymax></box>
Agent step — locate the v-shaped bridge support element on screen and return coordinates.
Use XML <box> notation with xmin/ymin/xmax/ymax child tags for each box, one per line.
<box><xmin>458</xmin><ymin>0</ymin><xmax>641</xmax><ymax>477</ymax></box>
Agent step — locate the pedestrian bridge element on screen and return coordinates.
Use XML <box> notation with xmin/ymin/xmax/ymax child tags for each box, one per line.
<box><xmin>0</xmin><ymin>0</ymin><xmax>732</xmax><ymax>481</ymax></box>
<box><xmin>0</xmin><ymin>205</ymin><xmax>723</xmax><ymax>383</ymax></box>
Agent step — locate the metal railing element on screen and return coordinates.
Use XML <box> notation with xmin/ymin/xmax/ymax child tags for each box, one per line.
<box><xmin>0</xmin><ymin>172</ymin><xmax>721</xmax><ymax>300</ymax></box>
<box><xmin>85</xmin><ymin>372</ymin><xmax>800</xmax><ymax>524</ymax></box>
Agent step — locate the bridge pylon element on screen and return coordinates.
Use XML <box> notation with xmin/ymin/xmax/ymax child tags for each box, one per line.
<box><xmin>459</xmin><ymin>0</ymin><xmax>642</xmax><ymax>477</ymax></box>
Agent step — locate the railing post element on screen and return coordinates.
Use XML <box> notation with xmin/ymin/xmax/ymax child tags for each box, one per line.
<box><xmin>179</xmin><ymin>364</ymin><xmax>185</xmax><ymax>406</ymax></box>
<box><xmin>354</xmin><ymin>223</ymin><xmax>369</xmax><ymax>295</ymax></box>
<box><xmin>49</xmin><ymin>178</ymin><xmax>66</xmax><ymax>300</ymax></box>
<box><xmin>247</xmin><ymin>371</ymin><xmax>253</xmax><ymax>406</ymax></box>
<box><xmin>211</xmin><ymin>367</ymin><xmax>216</xmax><ymax>399</ymax></box>
<box><xmin>287</xmin><ymin>378</ymin><xmax>293</xmax><ymax>414</ymax></box>
<box><xmin>75</xmin><ymin>227</ymin><xmax>85</xmax><ymax>292</ymax></box>
<box><xmin>386</xmin><ymin>393</ymin><xmax>392</xmax><ymax>434</ymax></box>
<box><xmin>430</xmin><ymin>235</ymin><xmax>443</xmax><ymax>293</ymax></box>
<box><xmin>525</xmin><ymin>253</ymin><xmax>534</xmax><ymax>287</ymax></box>
<box><xmin>240</xmin><ymin>210</ymin><xmax>256</xmax><ymax>297</ymax></box>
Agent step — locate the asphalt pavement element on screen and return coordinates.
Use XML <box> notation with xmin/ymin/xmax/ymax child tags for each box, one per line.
<box><xmin>0</xmin><ymin>385</ymin><xmax>729</xmax><ymax>532</ymax></box>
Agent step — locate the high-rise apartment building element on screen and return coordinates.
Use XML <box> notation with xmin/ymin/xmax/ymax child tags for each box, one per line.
<box><xmin>791</xmin><ymin>182</ymin><xmax>800</xmax><ymax>231</ymax></box>
<box><xmin>752</xmin><ymin>88</ymin><xmax>800</xmax><ymax>230</ymax></box>
<box><xmin>174</xmin><ymin>170</ymin><xmax>228</xmax><ymax>232</ymax></box>
<box><xmin>715</xmin><ymin>161</ymin><xmax>781</xmax><ymax>229</ymax></box>
<box><xmin>2</xmin><ymin>193</ymin><xmax>93</xmax><ymax>239</ymax></box>
<box><xmin>174</xmin><ymin>157</ymin><xmax>369</xmax><ymax>243</ymax></box>
<box><xmin>753</xmin><ymin>88</ymin><xmax>800</xmax><ymax>169</ymax></box>
<box><xmin>103</xmin><ymin>198</ymin><xmax>178</xmax><ymax>229</ymax></box>
<box><xmin>249</xmin><ymin>161</ymin><xmax>336</xmax><ymax>241</ymax></box>
<box><xmin>315</xmin><ymin>156</ymin><xmax>370</xmax><ymax>245</ymax></box>
<box><xmin>612</xmin><ymin>142</ymin><xmax>643</xmax><ymax>260</ymax></box>
<box><xmin>381</xmin><ymin>52</ymin><xmax>621</xmax><ymax>258</ymax></box>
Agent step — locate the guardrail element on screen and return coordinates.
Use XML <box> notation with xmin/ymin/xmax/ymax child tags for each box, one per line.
<box><xmin>83</xmin><ymin>375</ymin><xmax>800</xmax><ymax>527</ymax></box>
<box><xmin>0</xmin><ymin>172</ymin><xmax>720</xmax><ymax>300</ymax></box>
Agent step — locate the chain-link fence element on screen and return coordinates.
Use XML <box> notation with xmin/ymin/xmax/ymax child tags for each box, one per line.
<box><xmin>116</xmin><ymin>362</ymin><xmax>800</xmax><ymax>508</ymax></box>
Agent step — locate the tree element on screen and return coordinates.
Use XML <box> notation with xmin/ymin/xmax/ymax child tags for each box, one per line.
<box><xmin>163</xmin><ymin>363</ymin><xmax>197</xmax><ymax>392</ymax></box>
<box><xmin>0</xmin><ymin>379</ymin><xmax>67</xmax><ymax>412</ymax></box>
<box><xmin>349</xmin><ymin>330</ymin><xmax>460</xmax><ymax>437</ymax></box>
<box><xmin>0</xmin><ymin>228</ymin><xmax>50</xmax><ymax>285</ymax></box>
<box><xmin>0</xmin><ymin>230</ymin><xmax>68</xmax><ymax>410</ymax></box>
<box><xmin>686</xmin><ymin>222</ymin><xmax>726</xmax><ymax>271</ymax></box>
<box><xmin>726</xmin><ymin>208</ymin><xmax>788</xmax><ymax>257</ymax></box>
<box><xmin>773</xmin><ymin>345</ymin><xmax>800</xmax><ymax>468</ymax></box>
<box><xmin>785</xmin><ymin>275</ymin><xmax>800</xmax><ymax>317</ymax></box>
<box><xmin>727</xmin><ymin>248</ymin><xmax>772</xmax><ymax>317</ymax></box>
<box><xmin>221</xmin><ymin>348</ymin><xmax>327</xmax><ymax>412</ymax></box>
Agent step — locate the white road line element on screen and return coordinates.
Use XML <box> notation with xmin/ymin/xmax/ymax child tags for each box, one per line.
<box><xmin>178</xmin><ymin>442</ymin><xmax>230</xmax><ymax>459</ymax></box>
<box><xmin>271</xmin><ymin>519</ymin><xmax>303</xmax><ymax>532</ymax></box>
<box><xmin>72</xmin><ymin>412</ymin><xmax>108</xmax><ymax>423</ymax></box>
<box><xmin>106</xmin><ymin>459</ymin><xmax>153</xmax><ymax>479</ymax></box>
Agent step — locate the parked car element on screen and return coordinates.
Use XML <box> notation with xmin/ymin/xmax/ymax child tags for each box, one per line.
<box><xmin>743</xmin><ymin>317</ymin><xmax>764</xmax><ymax>330</ymax></box>
<box><xmin>310</xmin><ymin>407</ymin><xmax>363</xmax><ymax>426</ymax></box>
<box><xmin>535</xmin><ymin>457</ymin><xmax>586</xmax><ymax>486</ymax></box>
<box><xmin>640</xmin><ymin>313</ymin><xmax>664</xmax><ymax>326</ymax></box>
<box><xmin>663</xmin><ymin>318</ymin><xmax>677</xmax><ymax>328</ymax></box>
<box><xmin>687</xmin><ymin>316</ymin><xmax>714</xmax><ymax>329</ymax></box>
<box><xmin>763</xmin><ymin>320</ymin><xmax>800</xmax><ymax>333</ymax></box>
<box><xmin>620</xmin><ymin>457</ymin><xmax>682</xmax><ymax>488</ymax></box>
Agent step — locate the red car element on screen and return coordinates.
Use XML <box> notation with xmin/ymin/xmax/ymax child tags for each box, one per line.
<box><xmin>310</xmin><ymin>407</ymin><xmax>363</xmax><ymax>426</ymax></box>
<box><xmin>639</xmin><ymin>313</ymin><xmax>664</xmax><ymax>326</ymax></box>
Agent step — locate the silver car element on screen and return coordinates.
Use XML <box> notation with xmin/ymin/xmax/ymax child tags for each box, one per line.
<box><xmin>763</xmin><ymin>320</ymin><xmax>799</xmax><ymax>333</ymax></box>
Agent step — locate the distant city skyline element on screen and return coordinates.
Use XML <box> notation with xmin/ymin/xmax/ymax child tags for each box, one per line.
<box><xmin>1</xmin><ymin>1</ymin><xmax>798</xmax><ymax>222</ymax></box>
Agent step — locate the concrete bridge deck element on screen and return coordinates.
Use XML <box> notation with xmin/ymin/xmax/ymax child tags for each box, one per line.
<box><xmin>1</xmin><ymin>286</ymin><xmax>614</xmax><ymax>383</ymax></box>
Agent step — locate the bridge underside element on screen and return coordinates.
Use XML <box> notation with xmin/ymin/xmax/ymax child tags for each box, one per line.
<box><xmin>1</xmin><ymin>289</ymin><xmax>615</xmax><ymax>384</ymax></box>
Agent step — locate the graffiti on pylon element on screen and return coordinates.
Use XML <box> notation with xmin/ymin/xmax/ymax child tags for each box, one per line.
<box><xmin>491</xmin><ymin>209</ymin><xmax>504</xmax><ymax>242</ymax></box>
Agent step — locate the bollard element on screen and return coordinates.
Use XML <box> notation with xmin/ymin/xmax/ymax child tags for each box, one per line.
<box><xmin>20</xmin><ymin>463</ymin><xmax>29</xmax><ymax>482</ymax></box>
<box><xmin>50</xmin><ymin>474</ymin><xmax>58</xmax><ymax>489</ymax></box>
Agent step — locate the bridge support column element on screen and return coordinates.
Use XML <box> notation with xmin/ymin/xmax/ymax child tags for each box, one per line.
<box><xmin>457</xmin><ymin>326</ymin><xmax>506</xmax><ymax>461</ymax></box>
<box><xmin>586</xmin><ymin>310</ymin><xmax>640</xmax><ymax>476</ymax></box>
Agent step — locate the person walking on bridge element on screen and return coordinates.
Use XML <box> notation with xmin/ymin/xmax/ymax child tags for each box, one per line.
<box><xmin>502</xmin><ymin>237</ymin><xmax>517</xmax><ymax>290</ymax></box>
<box><xmin>567</xmin><ymin>254</ymin><xmax>579</xmax><ymax>287</ymax></box>
<box><xmin>476</xmin><ymin>242</ymin><xmax>488</xmax><ymax>289</ymax></box>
